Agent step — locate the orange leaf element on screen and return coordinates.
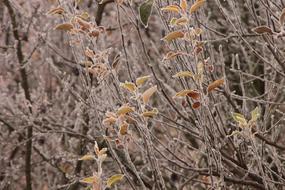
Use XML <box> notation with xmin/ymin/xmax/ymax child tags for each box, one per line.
<box><xmin>189</xmin><ymin>0</ymin><xmax>205</xmax><ymax>14</ymax></box>
<box><xmin>180</xmin><ymin>0</ymin><xmax>187</xmax><ymax>12</ymax></box>
<box><xmin>142</xmin><ymin>85</ymin><xmax>157</xmax><ymax>104</ymax></box>
<box><xmin>161</xmin><ymin>5</ymin><xmax>180</xmax><ymax>13</ymax></box>
<box><xmin>187</xmin><ymin>90</ymin><xmax>200</xmax><ymax>100</ymax></box>
<box><xmin>162</xmin><ymin>31</ymin><xmax>184</xmax><ymax>42</ymax></box>
<box><xmin>207</xmin><ymin>78</ymin><xmax>224</xmax><ymax>92</ymax></box>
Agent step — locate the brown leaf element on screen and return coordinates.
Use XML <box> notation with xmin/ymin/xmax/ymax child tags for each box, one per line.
<box><xmin>252</xmin><ymin>26</ymin><xmax>273</xmax><ymax>34</ymax></box>
<box><xmin>192</xmin><ymin>102</ymin><xmax>201</xmax><ymax>109</ymax></box>
<box><xmin>187</xmin><ymin>90</ymin><xmax>200</xmax><ymax>100</ymax></box>
<box><xmin>142</xmin><ymin>85</ymin><xmax>157</xmax><ymax>104</ymax></box>
<box><xmin>54</xmin><ymin>23</ymin><xmax>73</xmax><ymax>31</ymax></box>
<box><xmin>207</xmin><ymin>78</ymin><xmax>225</xmax><ymax>92</ymax></box>
<box><xmin>280</xmin><ymin>8</ymin><xmax>285</xmax><ymax>27</ymax></box>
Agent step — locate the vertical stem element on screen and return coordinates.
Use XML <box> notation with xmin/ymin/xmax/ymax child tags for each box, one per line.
<box><xmin>3</xmin><ymin>1</ymin><xmax>33</xmax><ymax>190</ymax></box>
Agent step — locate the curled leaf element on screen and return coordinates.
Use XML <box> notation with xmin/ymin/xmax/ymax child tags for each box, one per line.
<box><xmin>79</xmin><ymin>154</ymin><xmax>95</xmax><ymax>161</ymax></box>
<box><xmin>119</xmin><ymin>122</ymin><xmax>129</xmax><ymax>135</ymax></box>
<box><xmin>54</xmin><ymin>23</ymin><xmax>73</xmax><ymax>31</ymax></box>
<box><xmin>189</xmin><ymin>0</ymin><xmax>205</xmax><ymax>14</ymax></box>
<box><xmin>136</xmin><ymin>75</ymin><xmax>151</xmax><ymax>86</ymax></box>
<box><xmin>120</xmin><ymin>81</ymin><xmax>137</xmax><ymax>92</ymax></box>
<box><xmin>107</xmin><ymin>174</ymin><xmax>124</xmax><ymax>188</ymax></box>
<box><xmin>207</xmin><ymin>78</ymin><xmax>224</xmax><ymax>92</ymax></box>
<box><xmin>142</xmin><ymin>108</ymin><xmax>159</xmax><ymax>117</ymax></box>
<box><xmin>252</xmin><ymin>26</ymin><xmax>273</xmax><ymax>34</ymax></box>
<box><xmin>161</xmin><ymin>5</ymin><xmax>180</xmax><ymax>13</ymax></box>
<box><xmin>117</xmin><ymin>105</ymin><xmax>135</xmax><ymax>115</ymax></box>
<box><xmin>139</xmin><ymin>0</ymin><xmax>154</xmax><ymax>28</ymax></box>
<box><xmin>173</xmin><ymin>71</ymin><xmax>193</xmax><ymax>78</ymax></box>
<box><xmin>192</xmin><ymin>102</ymin><xmax>201</xmax><ymax>109</ymax></box>
<box><xmin>47</xmin><ymin>7</ymin><xmax>65</xmax><ymax>15</ymax></box>
<box><xmin>142</xmin><ymin>85</ymin><xmax>157</xmax><ymax>104</ymax></box>
<box><xmin>162</xmin><ymin>31</ymin><xmax>184</xmax><ymax>42</ymax></box>
<box><xmin>187</xmin><ymin>90</ymin><xmax>200</xmax><ymax>100</ymax></box>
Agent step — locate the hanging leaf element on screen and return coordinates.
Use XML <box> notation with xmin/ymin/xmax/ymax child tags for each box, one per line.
<box><xmin>161</xmin><ymin>5</ymin><xmax>180</xmax><ymax>13</ymax></box>
<box><xmin>174</xmin><ymin>89</ymin><xmax>193</xmax><ymax>97</ymax></box>
<box><xmin>280</xmin><ymin>8</ymin><xmax>285</xmax><ymax>27</ymax></box>
<box><xmin>232</xmin><ymin>112</ymin><xmax>247</xmax><ymax>126</ymax></box>
<box><xmin>120</xmin><ymin>81</ymin><xmax>137</xmax><ymax>92</ymax></box>
<box><xmin>139</xmin><ymin>0</ymin><xmax>154</xmax><ymax>28</ymax></box>
<box><xmin>162</xmin><ymin>31</ymin><xmax>184</xmax><ymax>42</ymax></box>
<box><xmin>189</xmin><ymin>0</ymin><xmax>205</xmax><ymax>14</ymax></box>
<box><xmin>187</xmin><ymin>90</ymin><xmax>200</xmax><ymax>100</ymax></box>
<box><xmin>207</xmin><ymin>78</ymin><xmax>224</xmax><ymax>92</ymax></box>
<box><xmin>252</xmin><ymin>26</ymin><xmax>273</xmax><ymax>34</ymax></box>
<box><xmin>192</xmin><ymin>102</ymin><xmax>201</xmax><ymax>109</ymax></box>
<box><xmin>117</xmin><ymin>105</ymin><xmax>135</xmax><ymax>115</ymax></box>
<box><xmin>107</xmin><ymin>174</ymin><xmax>124</xmax><ymax>188</ymax></box>
<box><xmin>173</xmin><ymin>71</ymin><xmax>193</xmax><ymax>78</ymax></box>
<box><xmin>180</xmin><ymin>0</ymin><xmax>188</xmax><ymax>12</ymax></box>
<box><xmin>142</xmin><ymin>85</ymin><xmax>157</xmax><ymax>104</ymax></box>
<box><xmin>142</xmin><ymin>108</ymin><xmax>159</xmax><ymax>117</ymax></box>
<box><xmin>136</xmin><ymin>75</ymin><xmax>151</xmax><ymax>86</ymax></box>
<box><xmin>54</xmin><ymin>23</ymin><xmax>73</xmax><ymax>31</ymax></box>
<box><xmin>250</xmin><ymin>106</ymin><xmax>261</xmax><ymax>122</ymax></box>
<box><xmin>78</xmin><ymin>154</ymin><xmax>95</xmax><ymax>161</ymax></box>
<box><xmin>47</xmin><ymin>7</ymin><xmax>65</xmax><ymax>15</ymax></box>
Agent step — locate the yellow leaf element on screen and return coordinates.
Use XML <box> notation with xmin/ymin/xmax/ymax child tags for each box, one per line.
<box><xmin>180</xmin><ymin>0</ymin><xmax>187</xmax><ymax>12</ymax></box>
<box><xmin>189</xmin><ymin>0</ymin><xmax>205</xmax><ymax>14</ymax></box>
<box><xmin>142</xmin><ymin>85</ymin><xmax>157</xmax><ymax>104</ymax></box>
<box><xmin>80</xmin><ymin>176</ymin><xmax>95</xmax><ymax>184</ymax></box>
<box><xmin>173</xmin><ymin>71</ymin><xmax>193</xmax><ymax>78</ymax></box>
<box><xmin>174</xmin><ymin>89</ymin><xmax>193</xmax><ymax>97</ymax></box>
<box><xmin>161</xmin><ymin>5</ymin><xmax>180</xmax><ymax>13</ymax></box>
<box><xmin>142</xmin><ymin>108</ymin><xmax>158</xmax><ymax>117</ymax></box>
<box><xmin>119</xmin><ymin>122</ymin><xmax>129</xmax><ymax>135</ymax></box>
<box><xmin>250</xmin><ymin>107</ymin><xmax>261</xmax><ymax>122</ymax></box>
<box><xmin>78</xmin><ymin>11</ymin><xmax>90</xmax><ymax>20</ymax></box>
<box><xmin>207</xmin><ymin>78</ymin><xmax>224</xmax><ymax>92</ymax></box>
<box><xmin>107</xmin><ymin>174</ymin><xmax>124</xmax><ymax>188</ymax></box>
<box><xmin>47</xmin><ymin>7</ymin><xmax>65</xmax><ymax>15</ymax></box>
<box><xmin>54</xmin><ymin>23</ymin><xmax>73</xmax><ymax>31</ymax></box>
<box><xmin>136</xmin><ymin>75</ymin><xmax>151</xmax><ymax>86</ymax></box>
<box><xmin>117</xmin><ymin>105</ymin><xmax>135</xmax><ymax>115</ymax></box>
<box><xmin>162</xmin><ymin>31</ymin><xmax>184</xmax><ymax>42</ymax></box>
<box><xmin>120</xmin><ymin>81</ymin><xmax>137</xmax><ymax>92</ymax></box>
<box><xmin>232</xmin><ymin>112</ymin><xmax>247</xmax><ymax>126</ymax></box>
<box><xmin>78</xmin><ymin>154</ymin><xmax>95</xmax><ymax>161</ymax></box>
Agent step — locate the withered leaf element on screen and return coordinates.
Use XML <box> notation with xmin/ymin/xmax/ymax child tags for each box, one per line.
<box><xmin>207</xmin><ymin>78</ymin><xmax>224</xmax><ymax>92</ymax></box>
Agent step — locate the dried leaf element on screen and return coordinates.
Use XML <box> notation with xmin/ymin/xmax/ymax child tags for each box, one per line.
<box><xmin>78</xmin><ymin>154</ymin><xmax>95</xmax><ymax>161</ymax></box>
<box><xmin>252</xmin><ymin>26</ymin><xmax>273</xmax><ymax>34</ymax></box>
<box><xmin>142</xmin><ymin>108</ymin><xmax>158</xmax><ymax>117</ymax></box>
<box><xmin>136</xmin><ymin>75</ymin><xmax>151</xmax><ymax>86</ymax></box>
<box><xmin>47</xmin><ymin>7</ymin><xmax>65</xmax><ymax>15</ymax></box>
<box><xmin>54</xmin><ymin>23</ymin><xmax>73</xmax><ymax>31</ymax></box>
<box><xmin>139</xmin><ymin>0</ymin><xmax>154</xmax><ymax>28</ymax></box>
<box><xmin>117</xmin><ymin>105</ymin><xmax>135</xmax><ymax>115</ymax></box>
<box><xmin>180</xmin><ymin>0</ymin><xmax>187</xmax><ymax>12</ymax></box>
<box><xmin>98</xmin><ymin>148</ymin><xmax>108</xmax><ymax>156</ymax></box>
<box><xmin>174</xmin><ymin>17</ymin><xmax>188</xmax><ymax>26</ymax></box>
<box><xmin>161</xmin><ymin>5</ymin><xmax>180</xmax><ymax>13</ymax></box>
<box><xmin>162</xmin><ymin>31</ymin><xmax>184</xmax><ymax>42</ymax></box>
<box><xmin>189</xmin><ymin>0</ymin><xmax>205</xmax><ymax>14</ymax></box>
<box><xmin>120</xmin><ymin>81</ymin><xmax>137</xmax><ymax>92</ymax></box>
<box><xmin>173</xmin><ymin>71</ymin><xmax>193</xmax><ymax>78</ymax></box>
<box><xmin>163</xmin><ymin>51</ymin><xmax>185</xmax><ymax>60</ymax></box>
<box><xmin>207</xmin><ymin>78</ymin><xmax>224</xmax><ymax>92</ymax></box>
<box><xmin>119</xmin><ymin>122</ymin><xmax>129</xmax><ymax>135</ymax></box>
<box><xmin>102</xmin><ymin>117</ymin><xmax>117</xmax><ymax>126</ymax></box>
<box><xmin>142</xmin><ymin>85</ymin><xmax>157</xmax><ymax>104</ymax></box>
<box><xmin>280</xmin><ymin>8</ymin><xmax>285</xmax><ymax>27</ymax></box>
<box><xmin>107</xmin><ymin>174</ymin><xmax>124</xmax><ymax>188</ymax></box>
<box><xmin>232</xmin><ymin>112</ymin><xmax>247</xmax><ymax>126</ymax></box>
<box><xmin>192</xmin><ymin>102</ymin><xmax>201</xmax><ymax>109</ymax></box>
<box><xmin>174</xmin><ymin>89</ymin><xmax>193</xmax><ymax>97</ymax></box>
<box><xmin>187</xmin><ymin>90</ymin><xmax>200</xmax><ymax>100</ymax></box>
